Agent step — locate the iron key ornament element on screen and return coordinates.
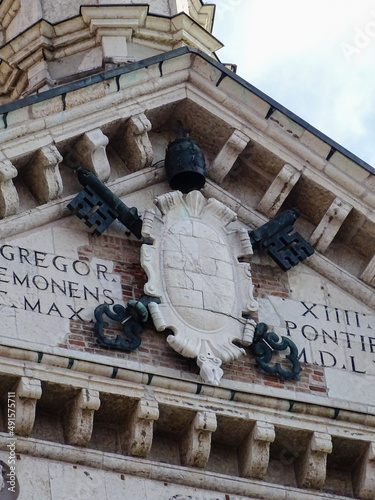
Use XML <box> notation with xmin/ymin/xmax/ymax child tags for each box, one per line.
<box><xmin>251</xmin><ymin>322</ymin><xmax>301</xmax><ymax>380</ymax></box>
<box><xmin>94</xmin><ymin>296</ymin><xmax>159</xmax><ymax>350</ymax></box>
<box><xmin>249</xmin><ymin>208</ymin><xmax>314</xmax><ymax>271</ymax></box>
<box><xmin>67</xmin><ymin>167</ymin><xmax>142</xmax><ymax>238</ymax></box>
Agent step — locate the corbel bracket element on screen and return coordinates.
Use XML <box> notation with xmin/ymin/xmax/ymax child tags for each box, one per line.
<box><xmin>121</xmin><ymin>398</ymin><xmax>159</xmax><ymax>457</ymax></box>
<box><xmin>179</xmin><ymin>410</ymin><xmax>217</xmax><ymax>468</ymax></box>
<box><xmin>13</xmin><ymin>377</ymin><xmax>42</xmax><ymax>436</ymax></box>
<box><xmin>238</xmin><ymin>420</ymin><xmax>275</xmax><ymax>479</ymax></box>
<box><xmin>0</xmin><ymin>159</ymin><xmax>19</xmax><ymax>218</ymax></box>
<box><xmin>23</xmin><ymin>144</ymin><xmax>63</xmax><ymax>204</ymax></box>
<box><xmin>295</xmin><ymin>431</ymin><xmax>332</xmax><ymax>489</ymax></box>
<box><xmin>64</xmin><ymin>388</ymin><xmax>100</xmax><ymax>446</ymax></box>
<box><xmin>73</xmin><ymin>129</ymin><xmax>111</xmax><ymax>182</ymax></box>
<box><xmin>353</xmin><ymin>441</ymin><xmax>375</xmax><ymax>499</ymax></box>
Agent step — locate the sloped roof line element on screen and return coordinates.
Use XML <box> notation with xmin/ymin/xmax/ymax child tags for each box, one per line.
<box><xmin>0</xmin><ymin>45</ymin><xmax>373</xmax><ymax>175</ymax></box>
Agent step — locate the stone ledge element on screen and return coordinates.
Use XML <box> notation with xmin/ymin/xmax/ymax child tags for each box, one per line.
<box><xmin>0</xmin><ymin>343</ymin><xmax>375</xmax><ymax>425</ymax></box>
<box><xmin>0</xmin><ymin>435</ymin><xmax>365</xmax><ymax>500</ymax></box>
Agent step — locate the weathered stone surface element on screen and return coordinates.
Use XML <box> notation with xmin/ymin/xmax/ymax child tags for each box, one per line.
<box><xmin>310</xmin><ymin>196</ymin><xmax>352</xmax><ymax>252</ymax></box>
<box><xmin>119</xmin><ymin>113</ymin><xmax>154</xmax><ymax>172</ymax></box>
<box><xmin>121</xmin><ymin>398</ymin><xmax>159</xmax><ymax>457</ymax></box>
<box><xmin>238</xmin><ymin>421</ymin><xmax>275</xmax><ymax>479</ymax></box>
<box><xmin>73</xmin><ymin>128</ymin><xmax>110</xmax><ymax>181</ymax></box>
<box><xmin>14</xmin><ymin>376</ymin><xmax>42</xmax><ymax>436</ymax></box>
<box><xmin>179</xmin><ymin>410</ymin><xmax>217</xmax><ymax>467</ymax></box>
<box><xmin>64</xmin><ymin>388</ymin><xmax>100</xmax><ymax>446</ymax></box>
<box><xmin>0</xmin><ymin>159</ymin><xmax>19</xmax><ymax>217</ymax></box>
<box><xmin>361</xmin><ymin>254</ymin><xmax>375</xmax><ymax>286</ymax></box>
<box><xmin>257</xmin><ymin>163</ymin><xmax>301</xmax><ymax>218</ymax></box>
<box><xmin>294</xmin><ymin>431</ymin><xmax>332</xmax><ymax>489</ymax></box>
<box><xmin>353</xmin><ymin>442</ymin><xmax>375</xmax><ymax>500</ymax></box>
<box><xmin>22</xmin><ymin>144</ymin><xmax>63</xmax><ymax>204</ymax></box>
<box><xmin>142</xmin><ymin>190</ymin><xmax>257</xmax><ymax>385</ymax></box>
<box><xmin>209</xmin><ymin>129</ymin><xmax>250</xmax><ymax>184</ymax></box>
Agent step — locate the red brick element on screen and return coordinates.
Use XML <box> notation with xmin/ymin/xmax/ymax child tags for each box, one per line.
<box><xmin>309</xmin><ymin>386</ymin><xmax>327</xmax><ymax>393</ymax></box>
<box><xmin>68</xmin><ymin>340</ymin><xmax>86</xmax><ymax>347</ymax></box>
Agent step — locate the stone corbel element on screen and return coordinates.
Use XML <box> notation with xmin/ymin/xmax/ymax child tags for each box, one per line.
<box><xmin>209</xmin><ymin>129</ymin><xmax>250</xmax><ymax>184</ymax></box>
<box><xmin>64</xmin><ymin>388</ymin><xmax>100</xmax><ymax>446</ymax></box>
<box><xmin>353</xmin><ymin>442</ymin><xmax>375</xmax><ymax>499</ymax></box>
<box><xmin>257</xmin><ymin>163</ymin><xmax>301</xmax><ymax>218</ymax></box>
<box><xmin>360</xmin><ymin>254</ymin><xmax>375</xmax><ymax>286</ymax></box>
<box><xmin>237</xmin><ymin>421</ymin><xmax>275</xmax><ymax>479</ymax></box>
<box><xmin>0</xmin><ymin>0</ymin><xmax>21</xmax><ymax>30</ymax></box>
<box><xmin>74</xmin><ymin>129</ymin><xmax>110</xmax><ymax>182</ymax></box>
<box><xmin>179</xmin><ymin>410</ymin><xmax>217</xmax><ymax>468</ymax></box>
<box><xmin>294</xmin><ymin>431</ymin><xmax>332</xmax><ymax>489</ymax></box>
<box><xmin>121</xmin><ymin>398</ymin><xmax>159</xmax><ymax>457</ymax></box>
<box><xmin>119</xmin><ymin>113</ymin><xmax>154</xmax><ymax>172</ymax></box>
<box><xmin>0</xmin><ymin>159</ymin><xmax>19</xmax><ymax>218</ymax></box>
<box><xmin>14</xmin><ymin>377</ymin><xmax>42</xmax><ymax>436</ymax></box>
<box><xmin>23</xmin><ymin>144</ymin><xmax>63</xmax><ymax>204</ymax></box>
<box><xmin>309</xmin><ymin>196</ymin><xmax>352</xmax><ymax>252</ymax></box>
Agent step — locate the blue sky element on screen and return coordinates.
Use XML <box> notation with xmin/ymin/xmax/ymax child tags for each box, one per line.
<box><xmin>212</xmin><ymin>0</ymin><xmax>375</xmax><ymax>168</ymax></box>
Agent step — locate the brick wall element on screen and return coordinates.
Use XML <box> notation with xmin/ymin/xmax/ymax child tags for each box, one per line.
<box><xmin>59</xmin><ymin>234</ymin><xmax>327</xmax><ymax>396</ymax></box>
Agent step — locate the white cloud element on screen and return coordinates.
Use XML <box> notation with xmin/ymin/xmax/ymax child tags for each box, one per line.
<box><xmin>213</xmin><ymin>0</ymin><xmax>375</xmax><ymax>167</ymax></box>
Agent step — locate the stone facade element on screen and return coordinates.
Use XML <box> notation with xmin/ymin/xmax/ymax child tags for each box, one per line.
<box><xmin>0</xmin><ymin>1</ymin><xmax>375</xmax><ymax>499</ymax></box>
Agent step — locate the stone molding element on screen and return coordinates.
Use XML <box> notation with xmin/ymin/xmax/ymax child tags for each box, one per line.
<box><xmin>0</xmin><ymin>50</ymin><xmax>372</xmax><ymax>309</ymax></box>
<box><xmin>0</xmin><ymin>433</ymin><xmax>348</xmax><ymax>500</ymax></box>
<box><xmin>0</xmin><ymin>7</ymin><xmax>222</xmax><ymax>98</ymax></box>
<box><xmin>169</xmin><ymin>0</ymin><xmax>216</xmax><ymax>32</ymax></box>
<box><xmin>0</xmin><ymin>358</ymin><xmax>375</xmax><ymax>497</ymax></box>
<box><xmin>0</xmin><ymin>0</ymin><xmax>20</xmax><ymax>30</ymax></box>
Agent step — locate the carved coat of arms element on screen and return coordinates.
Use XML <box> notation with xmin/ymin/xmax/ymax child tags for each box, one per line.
<box><xmin>140</xmin><ymin>190</ymin><xmax>258</xmax><ymax>385</ymax></box>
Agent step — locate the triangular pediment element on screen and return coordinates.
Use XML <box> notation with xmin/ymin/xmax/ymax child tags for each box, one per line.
<box><xmin>0</xmin><ymin>48</ymin><xmax>373</xmax><ymax>302</ymax></box>
<box><xmin>1</xmin><ymin>38</ymin><xmax>375</xmax><ymax>500</ymax></box>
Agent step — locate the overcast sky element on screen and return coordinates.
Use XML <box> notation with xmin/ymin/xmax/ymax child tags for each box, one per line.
<box><xmin>212</xmin><ymin>0</ymin><xmax>375</xmax><ymax>169</ymax></box>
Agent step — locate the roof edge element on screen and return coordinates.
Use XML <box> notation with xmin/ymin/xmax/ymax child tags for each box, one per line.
<box><xmin>0</xmin><ymin>45</ymin><xmax>373</xmax><ymax>175</ymax></box>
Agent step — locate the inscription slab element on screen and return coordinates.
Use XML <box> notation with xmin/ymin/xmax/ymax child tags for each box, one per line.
<box><xmin>0</xmin><ymin>243</ymin><xmax>123</xmax><ymax>347</ymax></box>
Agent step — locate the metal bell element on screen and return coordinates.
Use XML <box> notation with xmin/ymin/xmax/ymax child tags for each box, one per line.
<box><xmin>164</xmin><ymin>122</ymin><xmax>206</xmax><ymax>193</ymax></box>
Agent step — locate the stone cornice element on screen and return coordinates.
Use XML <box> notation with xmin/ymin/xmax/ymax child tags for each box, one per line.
<box><xmin>0</xmin><ymin>346</ymin><xmax>375</xmax><ymax>497</ymax></box>
<box><xmin>0</xmin><ymin>6</ymin><xmax>222</xmax><ymax>98</ymax></box>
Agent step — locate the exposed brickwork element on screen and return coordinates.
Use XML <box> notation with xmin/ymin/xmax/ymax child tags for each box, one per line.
<box><xmin>59</xmin><ymin>235</ymin><xmax>328</xmax><ymax>396</ymax></box>
<box><xmin>251</xmin><ymin>263</ymin><xmax>290</xmax><ymax>300</ymax></box>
